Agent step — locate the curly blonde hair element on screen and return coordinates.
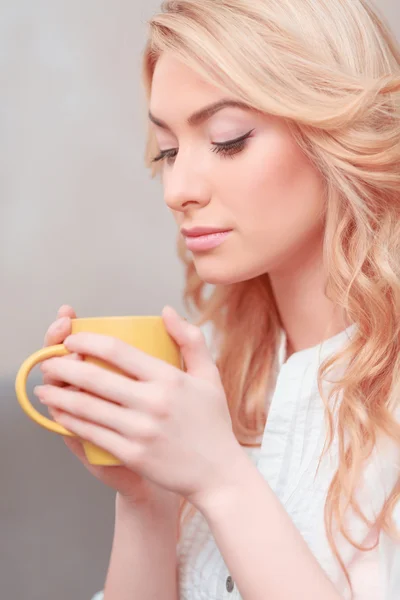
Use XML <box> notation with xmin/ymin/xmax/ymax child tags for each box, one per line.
<box><xmin>141</xmin><ymin>0</ymin><xmax>400</xmax><ymax>594</ymax></box>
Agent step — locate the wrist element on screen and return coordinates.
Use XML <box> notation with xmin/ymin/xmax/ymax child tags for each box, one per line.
<box><xmin>116</xmin><ymin>490</ymin><xmax>180</xmax><ymax>520</ymax></box>
<box><xmin>189</xmin><ymin>442</ymin><xmax>255</xmax><ymax>517</ymax></box>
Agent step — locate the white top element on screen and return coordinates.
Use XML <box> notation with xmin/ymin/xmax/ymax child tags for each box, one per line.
<box><xmin>92</xmin><ymin>322</ymin><xmax>400</xmax><ymax>600</ymax></box>
<box><xmin>176</xmin><ymin>322</ymin><xmax>400</xmax><ymax>600</ymax></box>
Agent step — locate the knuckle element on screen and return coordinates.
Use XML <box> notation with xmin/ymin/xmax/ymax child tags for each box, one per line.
<box><xmin>44</xmin><ymin>321</ymin><xmax>69</xmax><ymax>347</ymax></box>
<box><xmin>70</xmin><ymin>397</ymin><xmax>87</xmax><ymax>419</ymax></box>
<box><xmin>78</xmin><ymin>372</ymin><xmax>92</xmax><ymax>389</ymax></box>
<box><xmin>155</xmin><ymin>400</ymin><xmax>170</xmax><ymax>419</ymax></box>
<box><xmin>151</xmin><ymin>393</ymin><xmax>170</xmax><ymax>418</ymax></box>
<box><xmin>43</xmin><ymin>328</ymin><xmax>55</xmax><ymax>347</ymax></box>
<box><xmin>125</xmin><ymin>443</ymin><xmax>144</xmax><ymax>466</ymax></box>
<box><xmin>139</xmin><ymin>421</ymin><xmax>159</xmax><ymax>441</ymax></box>
<box><xmin>103</xmin><ymin>337</ymin><xmax>122</xmax><ymax>359</ymax></box>
<box><xmin>187</xmin><ymin>325</ymin><xmax>204</xmax><ymax>345</ymax></box>
<box><xmin>166</xmin><ymin>370</ymin><xmax>184</xmax><ymax>393</ymax></box>
<box><xmin>76</xmin><ymin>363</ymin><xmax>97</xmax><ymax>388</ymax></box>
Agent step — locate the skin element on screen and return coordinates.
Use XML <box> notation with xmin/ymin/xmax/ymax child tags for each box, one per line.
<box><xmin>150</xmin><ymin>52</ymin><xmax>349</xmax><ymax>355</ymax></box>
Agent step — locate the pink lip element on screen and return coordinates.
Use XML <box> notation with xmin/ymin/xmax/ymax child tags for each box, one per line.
<box><xmin>183</xmin><ymin>230</ymin><xmax>232</xmax><ymax>252</ymax></box>
<box><xmin>181</xmin><ymin>226</ymin><xmax>232</xmax><ymax>237</ymax></box>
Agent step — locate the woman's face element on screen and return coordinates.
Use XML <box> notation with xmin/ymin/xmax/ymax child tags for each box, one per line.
<box><xmin>149</xmin><ymin>52</ymin><xmax>326</xmax><ymax>285</ymax></box>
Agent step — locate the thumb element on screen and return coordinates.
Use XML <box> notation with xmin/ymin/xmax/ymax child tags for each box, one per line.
<box><xmin>161</xmin><ymin>306</ymin><xmax>216</xmax><ymax>379</ymax></box>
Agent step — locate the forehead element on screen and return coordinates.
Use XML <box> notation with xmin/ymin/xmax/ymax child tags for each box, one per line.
<box><xmin>149</xmin><ymin>53</ymin><xmax>224</xmax><ymax>111</ymax></box>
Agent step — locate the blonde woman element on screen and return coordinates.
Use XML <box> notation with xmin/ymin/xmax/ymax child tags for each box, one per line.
<box><xmin>35</xmin><ymin>1</ymin><xmax>400</xmax><ymax>598</ymax></box>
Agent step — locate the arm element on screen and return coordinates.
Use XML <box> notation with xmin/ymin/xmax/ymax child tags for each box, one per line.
<box><xmin>102</xmin><ymin>493</ymin><xmax>179</xmax><ymax>600</ymax></box>
<box><xmin>193</xmin><ymin>451</ymin><xmax>343</xmax><ymax>600</ymax></box>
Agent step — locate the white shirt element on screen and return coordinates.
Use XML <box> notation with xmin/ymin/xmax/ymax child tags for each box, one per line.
<box><xmin>177</xmin><ymin>322</ymin><xmax>400</xmax><ymax>600</ymax></box>
<box><xmin>92</xmin><ymin>322</ymin><xmax>400</xmax><ymax>600</ymax></box>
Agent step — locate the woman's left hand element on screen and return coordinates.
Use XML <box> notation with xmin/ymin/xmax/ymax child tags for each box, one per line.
<box><xmin>34</xmin><ymin>306</ymin><xmax>244</xmax><ymax>509</ymax></box>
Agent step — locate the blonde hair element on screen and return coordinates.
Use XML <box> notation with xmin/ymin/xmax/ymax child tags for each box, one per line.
<box><xmin>141</xmin><ymin>0</ymin><xmax>400</xmax><ymax>594</ymax></box>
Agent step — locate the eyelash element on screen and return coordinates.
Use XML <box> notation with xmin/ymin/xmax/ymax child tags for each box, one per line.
<box><xmin>152</xmin><ymin>128</ymin><xmax>255</xmax><ymax>164</ymax></box>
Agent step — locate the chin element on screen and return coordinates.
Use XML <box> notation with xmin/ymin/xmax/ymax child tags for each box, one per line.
<box><xmin>193</xmin><ymin>259</ymin><xmax>255</xmax><ymax>286</ymax></box>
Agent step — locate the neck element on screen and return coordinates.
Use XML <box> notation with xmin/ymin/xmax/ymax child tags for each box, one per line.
<box><xmin>268</xmin><ymin>235</ymin><xmax>350</xmax><ymax>355</ymax></box>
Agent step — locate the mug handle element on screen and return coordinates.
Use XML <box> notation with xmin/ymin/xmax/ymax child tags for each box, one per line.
<box><xmin>15</xmin><ymin>345</ymin><xmax>76</xmax><ymax>437</ymax></box>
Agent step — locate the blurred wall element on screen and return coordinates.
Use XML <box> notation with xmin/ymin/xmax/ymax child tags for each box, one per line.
<box><xmin>0</xmin><ymin>0</ymin><xmax>185</xmax><ymax>381</ymax></box>
<box><xmin>0</xmin><ymin>2</ymin><xmax>184</xmax><ymax>599</ymax></box>
<box><xmin>0</xmin><ymin>1</ymin><xmax>399</xmax><ymax>599</ymax></box>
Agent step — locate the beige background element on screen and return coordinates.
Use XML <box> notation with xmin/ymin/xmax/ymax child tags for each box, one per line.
<box><xmin>1</xmin><ymin>1</ymin><xmax>398</xmax><ymax>598</ymax></box>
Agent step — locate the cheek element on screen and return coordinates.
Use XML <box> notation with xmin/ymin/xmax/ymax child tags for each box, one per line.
<box><xmin>232</xmin><ymin>132</ymin><xmax>325</xmax><ymax>235</ymax></box>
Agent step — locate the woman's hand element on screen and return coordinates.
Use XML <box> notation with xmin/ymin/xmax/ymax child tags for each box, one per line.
<box><xmin>35</xmin><ymin>305</ymin><xmax>243</xmax><ymax>510</ymax></box>
<box><xmin>41</xmin><ymin>305</ymin><xmax>180</xmax><ymax>513</ymax></box>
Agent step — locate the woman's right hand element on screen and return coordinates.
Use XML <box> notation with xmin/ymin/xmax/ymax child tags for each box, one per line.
<box><xmin>42</xmin><ymin>305</ymin><xmax>180</xmax><ymax>515</ymax></box>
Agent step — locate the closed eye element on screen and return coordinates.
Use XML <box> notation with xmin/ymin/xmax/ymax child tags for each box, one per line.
<box><xmin>151</xmin><ymin>128</ymin><xmax>255</xmax><ymax>164</ymax></box>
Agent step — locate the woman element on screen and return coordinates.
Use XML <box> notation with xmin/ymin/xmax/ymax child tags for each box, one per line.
<box><xmin>34</xmin><ymin>0</ymin><xmax>400</xmax><ymax>598</ymax></box>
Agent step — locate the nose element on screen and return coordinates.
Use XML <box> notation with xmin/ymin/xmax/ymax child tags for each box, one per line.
<box><xmin>163</xmin><ymin>154</ymin><xmax>211</xmax><ymax>214</ymax></box>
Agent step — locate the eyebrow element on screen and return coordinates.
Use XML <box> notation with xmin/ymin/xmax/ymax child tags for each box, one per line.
<box><xmin>148</xmin><ymin>99</ymin><xmax>252</xmax><ymax>130</ymax></box>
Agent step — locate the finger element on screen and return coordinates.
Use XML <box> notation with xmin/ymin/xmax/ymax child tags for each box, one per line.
<box><xmin>63</xmin><ymin>333</ymin><xmax>174</xmax><ymax>382</ymax></box>
<box><xmin>36</xmin><ymin>361</ymin><xmax>158</xmax><ymax>412</ymax></box>
<box><xmin>38</xmin><ymin>385</ymin><xmax>158</xmax><ymax>439</ymax></box>
<box><xmin>44</xmin><ymin>317</ymin><xmax>72</xmax><ymax>348</ymax></box>
<box><xmin>46</xmin><ymin>386</ymin><xmax>77</xmax><ymax>418</ymax></box>
<box><xmin>42</xmin><ymin>353</ymin><xmax>82</xmax><ymax>387</ymax></box>
<box><xmin>49</xmin><ymin>410</ymin><xmax>140</xmax><ymax>467</ymax></box>
<box><xmin>47</xmin><ymin>407</ymin><xmax>90</xmax><ymax>465</ymax></box>
<box><xmin>57</xmin><ymin>305</ymin><xmax>77</xmax><ymax>320</ymax></box>
<box><xmin>162</xmin><ymin>306</ymin><xmax>218</xmax><ymax>380</ymax></box>
<box><xmin>35</xmin><ymin>385</ymin><xmax>146</xmax><ymax>436</ymax></box>
<box><xmin>39</xmin><ymin>359</ymin><xmax>158</xmax><ymax>412</ymax></box>
<box><xmin>43</xmin><ymin>314</ymin><xmax>80</xmax><ymax>388</ymax></box>
<box><xmin>47</xmin><ymin>405</ymin><xmax>71</xmax><ymax>424</ymax></box>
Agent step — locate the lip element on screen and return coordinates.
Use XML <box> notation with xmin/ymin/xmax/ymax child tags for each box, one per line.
<box><xmin>181</xmin><ymin>226</ymin><xmax>232</xmax><ymax>237</ymax></box>
<box><xmin>182</xmin><ymin>229</ymin><xmax>233</xmax><ymax>252</ymax></box>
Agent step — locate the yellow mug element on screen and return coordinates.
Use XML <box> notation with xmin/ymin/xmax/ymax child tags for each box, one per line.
<box><xmin>15</xmin><ymin>316</ymin><xmax>182</xmax><ymax>466</ymax></box>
